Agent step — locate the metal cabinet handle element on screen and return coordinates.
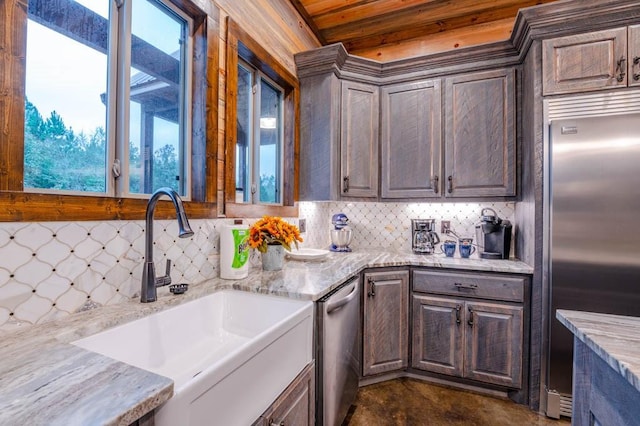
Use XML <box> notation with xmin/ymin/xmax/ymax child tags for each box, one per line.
<box><xmin>367</xmin><ymin>277</ymin><xmax>376</xmax><ymax>297</ymax></box>
<box><xmin>467</xmin><ymin>306</ymin><xmax>474</xmax><ymax>327</ymax></box>
<box><xmin>326</xmin><ymin>281</ymin><xmax>358</xmax><ymax>314</ymax></box>
<box><xmin>269</xmin><ymin>421</ymin><xmax>285</xmax><ymax>426</ymax></box>
<box><xmin>447</xmin><ymin>175</ymin><xmax>453</xmax><ymax>193</ymax></box>
<box><xmin>616</xmin><ymin>57</ymin><xmax>626</xmax><ymax>82</ymax></box>
<box><xmin>455</xmin><ymin>304</ymin><xmax>461</xmax><ymax>325</ymax></box>
<box><xmin>343</xmin><ymin>176</ymin><xmax>349</xmax><ymax>193</ymax></box>
<box><xmin>432</xmin><ymin>175</ymin><xmax>439</xmax><ymax>194</ymax></box>
<box><xmin>633</xmin><ymin>56</ymin><xmax>640</xmax><ymax>81</ymax></box>
<box><xmin>454</xmin><ymin>282</ymin><xmax>478</xmax><ymax>291</ymax></box>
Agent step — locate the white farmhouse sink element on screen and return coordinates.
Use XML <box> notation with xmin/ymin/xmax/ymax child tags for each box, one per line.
<box><xmin>72</xmin><ymin>290</ymin><xmax>314</xmax><ymax>426</ymax></box>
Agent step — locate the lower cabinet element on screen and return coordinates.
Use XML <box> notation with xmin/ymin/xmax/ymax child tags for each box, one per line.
<box><xmin>412</xmin><ymin>295</ymin><xmax>523</xmax><ymax>388</ymax></box>
<box><xmin>411</xmin><ymin>270</ymin><xmax>526</xmax><ymax>389</ymax></box>
<box><xmin>253</xmin><ymin>362</ymin><xmax>315</xmax><ymax>426</ymax></box>
<box><xmin>362</xmin><ymin>269</ymin><xmax>409</xmax><ymax>376</ymax></box>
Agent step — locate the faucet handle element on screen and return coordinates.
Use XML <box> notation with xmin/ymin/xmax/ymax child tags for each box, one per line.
<box><xmin>155</xmin><ymin>259</ymin><xmax>172</xmax><ymax>287</ymax></box>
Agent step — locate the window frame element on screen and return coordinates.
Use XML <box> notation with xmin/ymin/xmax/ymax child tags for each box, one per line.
<box><xmin>0</xmin><ymin>0</ymin><xmax>219</xmax><ymax>221</ymax></box>
<box><xmin>236</xmin><ymin>58</ymin><xmax>285</xmax><ymax>206</ymax></box>
<box><xmin>225</xmin><ymin>17</ymin><xmax>299</xmax><ymax>218</ymax></box>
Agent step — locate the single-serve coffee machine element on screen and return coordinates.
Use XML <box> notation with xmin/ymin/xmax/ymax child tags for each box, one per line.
<box><xmin>475</xmin><ymin>208</ymin><xmax>512</xmax><ymax>259</ymax></box>
<box><xmin>412</xmin><ymin>219</ymin><xmax>440</xmax><ymax>254</ymax></box>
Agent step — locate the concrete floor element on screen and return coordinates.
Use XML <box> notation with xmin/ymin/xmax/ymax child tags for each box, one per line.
<box><xmin>343</xmin><ymin>378</ymin><xmax>570</xmax><ymax>426</ymax></box>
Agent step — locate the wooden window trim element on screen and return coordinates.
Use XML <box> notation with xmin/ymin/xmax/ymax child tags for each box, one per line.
<box><xmin>0</xmin><ymin>0</ymin><xmax>219</xmax><ymax>222</ymax></box>
<box><xmin>225</xmin><ymin>17</ymin><xmax>299</xmax><ymax>218</ymax></box>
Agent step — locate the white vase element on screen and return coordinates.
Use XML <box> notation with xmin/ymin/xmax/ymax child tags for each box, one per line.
<box><xmin>261</xmin><ymin>244</ymin><xmax>285</xmax><ymax>271</ymax></box>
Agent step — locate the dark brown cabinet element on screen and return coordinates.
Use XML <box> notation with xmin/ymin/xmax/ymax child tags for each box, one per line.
<box><xmin>444</xmin><ymin>68</ymin><xmax>516</xmax><ymax>197</ymax></box>
<box><xmin>341</xmin><ymin>81</ymin><xmax>379</xmax><ymax>198</ymax></box>
<box><xmin>411</xmin><ymin>270</ymin><xmax>525</xmax><ymax>389</ymax></box>
<box><xmin>362</xmin><ymin>270</ymin><xmax>409</xmax><ymax>376</ymax></box>
<box><xmin>380</xmin><ymin>80</ymin><xmax>442</xmax><ymax>199</ymax></box>
<box><xmin>543</xmin><ymin>25</ymin><xmax>640</xmax><ymax>95</ymax></box>
<box><xmin>254</xmin><ymin>362</ymin><xmax>315</xmax><ymax>426</ymax></box>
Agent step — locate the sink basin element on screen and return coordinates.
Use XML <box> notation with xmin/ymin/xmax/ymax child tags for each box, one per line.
<box><xmin>72</xmin><ymin>290</ymin><xmax>314</xmax><ymax>426</ymax></box>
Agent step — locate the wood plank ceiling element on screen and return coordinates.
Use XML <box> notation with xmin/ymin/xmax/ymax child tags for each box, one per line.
<box><xmin>289</xmin><ymin>0</ymin><xmax>559</xmax><ymax>61</ymax></box>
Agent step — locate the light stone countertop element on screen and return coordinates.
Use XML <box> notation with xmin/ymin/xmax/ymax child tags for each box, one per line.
<box><xmin>557</xmin><ymin>310</ymin><xmax>640</xmax><ymax>393</ymax></box>
<box><xmin>0</xmin><ymin>249</ymin><xmax>532</xmax><ymax>425</ymax></box>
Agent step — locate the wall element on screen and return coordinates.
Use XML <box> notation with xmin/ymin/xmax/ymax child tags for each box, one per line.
<box><xmin>213</xmin><ymin>0</ymin><xmax>321</xmax><ymax>210</ymax></box>
<box><xmin>0</xmin><ymin>200</ymin><xmax>517</xmax><ymax>331</ymax></box>
<box><xmin>300</xmin><ymin>201</ymin><xmax>516</xmax><ymax>254</ymax></box>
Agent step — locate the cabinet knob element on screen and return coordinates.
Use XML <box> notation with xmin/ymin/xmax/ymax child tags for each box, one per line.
<box><xmin>432</xmin><ymin>175</ymin><xmax>439</xmax><ymax>194</ymax></box>
<box><xmin>633</xmin><ymin>56</ymin><xmax>640</xmax><ymax>81</ymax></box>
<box><xmin>455</xmin><ymin>304</ymin><xmax>461</xmax><ymax>325</ymax></box>
<box><xmin>447</xmin><ymin>175</ymin><xmax>453</xmax><ymax>194</ymax></box>
<box><xmin>616</xmin><ymin>57</ymin><xmax>626</xmax><ymax>83</ymax></box>
<box><xmin>467</xmin><ymin>306</ymin><xmax>474</xmax><ymax>327</ymax></box>
<box><xmin>343</xmin><ymin>176</ymin><xmax>350</xmax><ymax>193</ymax></box>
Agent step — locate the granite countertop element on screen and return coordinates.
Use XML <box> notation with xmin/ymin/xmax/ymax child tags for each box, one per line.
<box><xmin>0</xmin><ymin>249</ymin><xmax>532</xmax><ymax>425</ymax></box>
<box><xmin>557</xmin><ymin>310</ymin><xmax>640</xmax><ymax>393</ymax></box>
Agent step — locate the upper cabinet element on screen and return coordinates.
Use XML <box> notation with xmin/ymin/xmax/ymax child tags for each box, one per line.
<box><xmin>543</xmin><ymin>25</ymin><xmax>640</xmax><ymax>95</ymax></box>
<box><xmin>444</xmin><ymin>69</ymin><xmax>516</xmax><ymax>198</ymax></box>
<box><xmin>296</xmin><ymin>45</ymin><xmax>517</xmax><ymax>201</ymax></box>
<box><xmin>380</xmin><ymin>80</ymin><xmax>442</xmax><ymax>199</ymax></box>
<box><xmin>298</xmin><ymin>74</ymin><xmax>378</xmax><ymax>201</ymax></box>
<box><xmin>341</xmin><ymin>81</ymin><xmax>379</xmax><ymax>198</ymax></box>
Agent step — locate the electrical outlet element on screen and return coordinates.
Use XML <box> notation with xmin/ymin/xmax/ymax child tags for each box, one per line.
<box><xmin>441</xmin><ymin>220</ymin><xmax>451</xmax><ymax>234</ymax></box>
<box><xmin>298</xmin><ymin>218</ymin><xmax>307</xmax><ymax>233</ymax></box>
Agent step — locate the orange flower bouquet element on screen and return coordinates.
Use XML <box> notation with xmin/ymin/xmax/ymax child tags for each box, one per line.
<box><xmin>248</xmin><ymin>216</ymin><xmax>303</xmax><ymax>253</ymax></box>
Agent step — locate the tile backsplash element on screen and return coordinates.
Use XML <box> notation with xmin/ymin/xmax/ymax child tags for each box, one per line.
<box><xmin>0</xmin><ymin>201</ymin><xmax>514</xmax><ymax>331</ymax></box>
<box><xmin>299</xmin><ymin>201</ymin><xmax>515</xmax><ymax>252</ymax></box>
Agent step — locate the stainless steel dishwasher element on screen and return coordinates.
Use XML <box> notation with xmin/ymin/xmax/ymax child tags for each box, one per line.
<box><xmin>317</xmin><ymin>276</ymin><xmax>361</xmax><ymax>426</ymax></box>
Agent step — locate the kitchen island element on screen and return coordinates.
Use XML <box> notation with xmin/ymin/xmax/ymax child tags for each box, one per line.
<box><xmin>556</xmin><ymin>310</ymin><xmax>640</xmax><ymax>425</ymax></box>
<box><xmin>0</xmin><ymin>250</ymin><xmax>531</xmax><ymax>425</ymax></box>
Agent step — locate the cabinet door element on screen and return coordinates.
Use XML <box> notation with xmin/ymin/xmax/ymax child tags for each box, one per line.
<box><xmin>260</xmin><ymin>362</ymin><xmax>315</xmax><ymax>426</ymax></box>
<box><xmin>542</xmin><ymin>27</ymin><xmax>628</xmax><ymax>95</ymax></box>
<box><xmin>464</xmin><ymin>301</ymin><xmax>523</xmax><ymax>388</ymax></box>
<box><xmin>381</xmin><ymin>80</ymin><xmax>442</xmax><ymax>198</ymax></box>
<box><xmin>362</xmin><ymin>270</ymin><xmax>409</xmax><ymax>376</ymax></box>
<box><xmin>630</xmin><ymin>25</ymin><xmax>640</xmax><ymax>88</ymax></box>
<box><xmin>341</xmin><ymin>81</ymin><xmax>379</xmax><ymax>198</ymax></box>
<box><xmin>444</xmin><ymin>68</ymin><xmax>516</xmax><ymax>197</ymax></box>
<box><xmin>411</xmin><ymin>294</ymin><xmax>464</xmax><ymax>377</ymax></box>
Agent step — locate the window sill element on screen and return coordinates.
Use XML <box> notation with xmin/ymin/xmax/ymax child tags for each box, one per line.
<box><xmin>224</xmin><ymin>202</ymin><xmax>298</xmax><ymax>219</ymax></box>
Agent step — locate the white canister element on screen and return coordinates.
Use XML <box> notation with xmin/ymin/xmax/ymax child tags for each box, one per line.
<box><xmin>219</xmin><ymin>223</ymin><xmax>250</xmax><ymax>279</ymax></box>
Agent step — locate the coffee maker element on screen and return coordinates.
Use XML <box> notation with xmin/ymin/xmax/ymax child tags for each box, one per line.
<box><xmin>475</xmin><ymin>208</ymin><xmax>512</xmax><ymax>259</ymax></box>
<box><xmin>412</xmin><ymin>219</ymin><xmax>440</xmax><ymax>254</ymax></box>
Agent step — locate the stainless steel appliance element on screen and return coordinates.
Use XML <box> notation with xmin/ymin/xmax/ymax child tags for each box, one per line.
<box><xmin>547</xmin><ymin>111</ymin><xmax>640</xmax><ymax>415</ymax></box>
<box><xmin>475</xmin><ymin>207</ymin><xmax>512</xmax><ymax>259</ymax></box>
<box><xmin>330</xmin><ymin>213</ymin><xmax>353</xmax><ymax>252</ymax></box>
<box><xmin>317</xmin><ymin>277</ymin><xmax>361</xmax><ymax>426</ymax></box>
<box><xmin>412</xmin><ymin>219</ymin><xmax>440</xmax><ymax>254</ymax></box>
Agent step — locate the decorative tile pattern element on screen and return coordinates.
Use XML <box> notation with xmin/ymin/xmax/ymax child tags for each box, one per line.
<box><xmin>299</xmin><ymin>201</ymin><xmax>516</xmax><ymax>252</ymax></box>
<box><xmin>0</xmin><ymin>200</ymin><xmax>515</xmax><ymax>330</ymax></box>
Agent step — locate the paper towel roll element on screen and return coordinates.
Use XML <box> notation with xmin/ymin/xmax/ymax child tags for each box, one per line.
<box><xmin>219</xmin><ymin>223</ymin><xmax>249</xmax><ymax>279</ymax></box>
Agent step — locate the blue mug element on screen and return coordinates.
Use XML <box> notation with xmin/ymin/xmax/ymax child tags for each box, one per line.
<box><xmin>458</xmin><ymin>238</ymin><xmax>476</xmax><ymax>258</ymax></box>
<box><xmin>440</xmin><ymin>240</ymin><xmax>456</xmax><ymax>257</ymax></box>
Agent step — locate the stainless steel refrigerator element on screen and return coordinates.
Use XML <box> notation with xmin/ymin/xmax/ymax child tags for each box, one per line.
<box><xmin>548</xmin><ymin>111</ymin><xmax>640</xmax><ymax>413</ymax></box>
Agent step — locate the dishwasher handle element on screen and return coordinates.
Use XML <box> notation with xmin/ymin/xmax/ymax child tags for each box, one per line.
<box><xmin>326</xmin><ymin>281</ymin><xmax>358</xmax><ymax>314</ymax></box>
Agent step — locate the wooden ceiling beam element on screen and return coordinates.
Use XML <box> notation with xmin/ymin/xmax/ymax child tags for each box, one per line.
<box><xmin>288</xmin><ymin>0</ymin><xmax>327</xmax><ymax>44</ymax></box>
<box><xmin>317</xmin><ymin>0</ymin><xmax>543</xmax><ymax>37</ymax></box>
<box><xmin>322</xmin><ymin>0</ymin><xmax>551</xmax><ymax>47</ymax></box>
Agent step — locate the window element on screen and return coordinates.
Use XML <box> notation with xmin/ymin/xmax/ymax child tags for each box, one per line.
<box><xmin>235</xmin><ymin>60</ymin><xmax>283</xmax><ymax>205</ymax></box>
<box><xmin>225</xmin><ymin>18</ymin><xmax>299</xmax><ymax>218</ymax></box>
<box><xmin>24</xmin><ymin>0</ymin><xmax>192</xmax><ymax>197</ymax></box>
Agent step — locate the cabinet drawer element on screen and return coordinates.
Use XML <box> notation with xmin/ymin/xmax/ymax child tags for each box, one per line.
<box><xmin>412</xmin><ymin>270</ymin><xmax>525</xmax><ymax>302</ymax></box>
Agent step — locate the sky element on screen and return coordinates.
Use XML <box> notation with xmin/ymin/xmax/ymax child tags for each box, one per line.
<box><xmin>25</xmin><ymin>0</ymin><xmax>182</xmax><ymax>153</ymax></box>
